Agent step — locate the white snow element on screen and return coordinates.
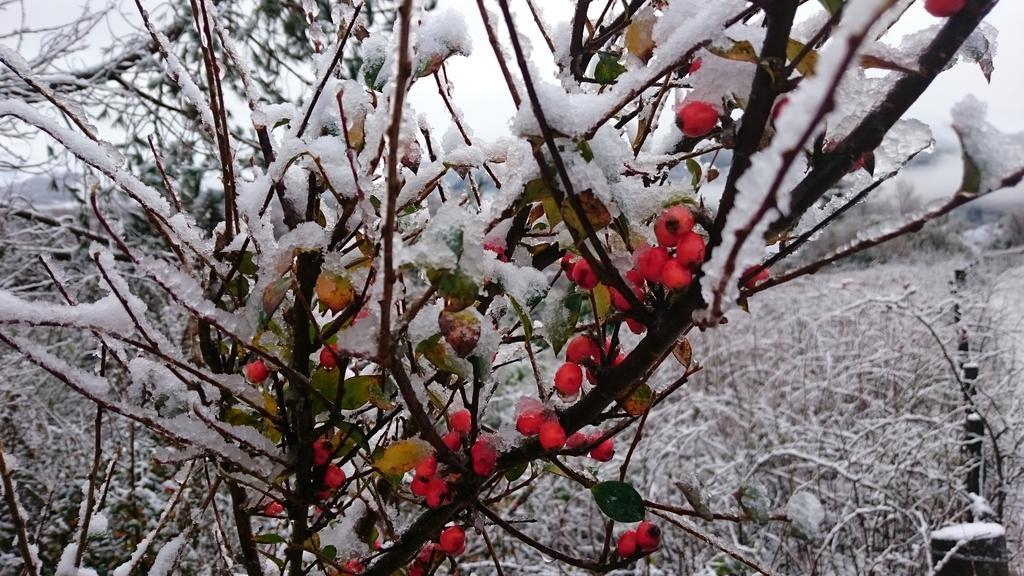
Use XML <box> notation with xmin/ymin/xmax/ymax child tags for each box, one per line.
<box><xmin>930</xmin><ymin>522</ymin><xmax>1005</xmax><ymax>542</ymax></box>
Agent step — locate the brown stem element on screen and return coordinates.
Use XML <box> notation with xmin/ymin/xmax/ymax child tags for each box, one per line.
<box><xmin>0</xmin><ymin>438</ymin><xmax>38</xmax><ymax>576</ymax></box>
<box><xmin>378</xmin><ymin>0</ymin><xmax>415</xmax><ymax>368</ymax></box>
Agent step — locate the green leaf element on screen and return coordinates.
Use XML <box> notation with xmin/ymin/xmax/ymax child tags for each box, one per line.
<box><xmin>575</xmin><ymin>138</ymin><xmax>594</xmax><ymax>163</ymax></box>
<box><xmin>436</xmin><ymin>270</ymin><xmax>479</xmax><ymax>312</ymax></box>
<box><xmin>547</xmin><ymin>291</ymin><xmax>585</xmax><ymax>355</ymax></box>
<box><xmin>340</xmin><ymin>375</ymin><xmax>383</xmax><ymax>410</ymax></box>
<box><xmin>443</xmin><ymin>228</ymin><xmax>464</xmax><ymax>260</ymax></box>
<box><xmin>334</xmin><ymin>422</ymin><xmax>372</xmax><ymax>454</ymax></box>
<box><xmin>592</xmin><ymin>481</ymin><xmax>646</xmax><ymax>522</ymax></box>
<box><xmin>817</xmin><ymin>0</ymin><xmax>843</xmax><ymax>15</ymax></box>
<box><xmin>508</xmin><ymin>296</ymin><xmax>533</xmax><ymax>341</ymax></box>
<box><xmin>594</xmin><ymin>52</ymin><xmax>627</xmax><ymax>84</ymax></box>
<box><xmin>254</xmin><ymin>533</ymin><xmax>287</xmax><ymax>545</ymax></box>
<box><xmin>311</xmin><ymin>367</ymin><xmax>342</xmax><ymax>414</ymax></box>
<box><xmin>736</xmin><ymin>483</ymin><xmax>771</xmax><ymax>523</ymax></box>
<box><xmin>957</xmin><ymin>129</ymin><xmax>982</xmax><ymax>196</ymax></box>
<box><xmin>505</xmin><ymin>462</ymin><xmax>528</xmax><ymax>482</ymax></box>
<box><xmin>321</xmin><ymin>545</ymin><xmax>338</xmax><ymax>560</ymax></box>
<box><xmin>686</xmin><ymin>159</ymin><xmax>702</xmax><ymax>188</ymax></box>
<box><xmin>415</xmin><ymin>333</ymin><xmax>468</xmax><ymax>377</ymax></box>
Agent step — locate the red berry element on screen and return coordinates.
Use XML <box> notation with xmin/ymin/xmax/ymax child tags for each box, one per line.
<box><xmin>439</xmin><ymin>526</ymin><xmax>466</xmax><ymax>555</ymax></box>
<box><xmin>516</xmin><ymin>410</ymin><xmax>544</xmax><ymax>435</ymax></box>
<box><xmin>637</xmin><ymin>247</ymin><xmax>671</xmax><ymax>283</ymax></box>
<box><xmin>539</xmin><ymin>419</ymin><xmax>566</xmax><ymax>451</ymax></box>
<box><xmin>609</xmin><ymin>287</ymin><xmax>629</xmax><ymax>311</ymax></box>
<box><xmin>589</xmin><ymin>437</ymin><xmax>615</xmax><ymax>462</ymax></box>
<box><xmin>416</xmin><ymin>544</ymin><xmax>436</xmax><ymax>564</ymax></box>
<box><xmin>244</xmin><ymin>359</ymin><xmax>269</xmax><ymax>383</ymax></box>
<box><xmin>342</xmin><ymin>558</ymin><xmax>365</xmax><ymax>574</ymax></box>
<box><xmin>925</xmin><ymin>0</ymin><xmax>965</xmax><ymax>17</ymax></box>
<box><xmin>626</xmin><ymin>318</ymin><xmax>646</xmax><ymax>334</ymax></box>
<box><xmin>636</xmin><ymin>521</ymin><xmax>661</xmax><ymax>551</ymax></box>
<box><xmin>319</xmin><ymin>344</ymin><xmax>338</xmax><ymax>368</ymax></box>
<box><xmin>654</xmin><ymin>206</ymin><xmax>694</xmax><ymax>246</ymax></box>
<box><xmin>688</xmin><ymin>58</ymin><xmax>702</xmax><ymax>75</ymax></box>
<box><xmin>566</xmin><ymin>432</ymin><xmax>589</xmax><ymax>450</ymax></box>
<box><xmin>566</xmin><ymin>335</ymin><xmax>601</xmax><ymax>364</ymax></box>
<box><xmin>424</xmin><ymin>478</ymin><xmax>448</xmax><ymax>508</ymax></box>
<box><xmin>450</xmin><ymin>409</ymin><xmax>472</xmax><ymax>436</ymax></box>
<box><xmin>675</xmin><ymin>231</ymin><xmax>706</xmax><ymax>266</ymax></box>
<box><xmin>408</xmin><ymin>565</ymin><xmax>425</xmax><ymax>576</ymax></box>
<box><xmin>676</xmin><ymin>101</ymin><xmax>719</xmax><ymax>138</ymax></box>
<box><xmin>264</xmin><ymin>501</ymin><xmax>284</xmax><ymax>516</ymax></box>
<box><xmin>554</xmin><ymin>363</ymin><xmax>583</xmax><ymax>398</ymax></box>
<box><xmin>661</xmin><ymin>260</ymin><xmax>693</xmax><ymax>291</ymax></box>
<box><xmin>561</xmin><ymin>253</ymin><xmax>578</xmax><ymax>274</ymax></box>
<box><xmin>471</xmin><ymin>438</ymin><xmax>497</xmax><ymax>477</ymax></box>
<box><xmin>323</xmin><ymin>464</ymin><xmax>346</xmax><ymax>490</ymax></box>
<box><xmin>625</xmin><ymin>268</ymin><xmax>646</xmax><ymax>289</ymax></box>
<box><xmin>617</xmin><ymin>530</ymin><xmax>639</xmax><ymax>558</ymax></box>
<box><xmin>742</xmin><ymin>266</ymin><xmax>770</xmax><ymax>289</ymax></box>
<box><xmin>313</xmin><ymin>439</ymin><xmax>333</xmax><ymax>466</ymax></box>
<box><xmin>571</xmin><ymin>259</ymin><xmax>599</xmax><ymax>290</ymax></box>
<box><xmin>411</xmin><ymin>475</ymin><xmax>431</xmax><ymax>496</ymax></box>
<box><xmin>442</xmin><ymin>431</ymin><xmax>462</xmax><ymax>452</ymax></box>
<box><xmin>484</xmin><ymin>239</ymin><xmax>507</xmax><ymax>261</ymax></box>
<box><xmin>415</xmin><ymin>456</ymin><xmax>437</xmax><ymax>479</ymax></box>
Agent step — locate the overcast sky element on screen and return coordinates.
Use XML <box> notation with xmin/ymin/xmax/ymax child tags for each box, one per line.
<box><xmin>2</xmin><ymin>0</ymin><xmax>1022</xmax><ymax>203</ymax></box>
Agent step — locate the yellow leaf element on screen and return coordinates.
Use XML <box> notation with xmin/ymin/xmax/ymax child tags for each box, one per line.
<box><xmin>373</xmin><ymin>439</ymin><xmax>432</xmax><ymax>475</ymax></box>
<box><xmin>561</xmin><ymin>190</ymin><xmax>612</xmax><ymax>236</ymax></box>
<box><xmin>786</xmin><ymin>38</ymin><xmax>819</xmax><ymax>77</ymax></box>
<box><xmin>672</xmin><ymin>339</ymin><xmax>693</xmax><ymax>369</ymax></box>
<box><xmin>592</xmin><ymin>284</ymin><xmax>612</xmax><ymax>321</ymax></box>
<box><xmin>316</xmin><ymin>271</ymin><xmax>355</xmax><ymax>313</ymax></box>
<box><xmin>709</xmin><ymin>40</ymin><xmax>758</xmax><ymax>65</ymax></box>
<box><xmin>624</xmin><ymin>16</ymin><xmax>656</xmax><ymax>62</ymax></box>
<box><xmin>620</xmin><ymin>384</ymin><xmax>654</xmax><ymax>416</ymax></box>
<box><xmin>262</xmin><ymin>391</ymin><xmax>279</xmax><ymax>415</ymax></box>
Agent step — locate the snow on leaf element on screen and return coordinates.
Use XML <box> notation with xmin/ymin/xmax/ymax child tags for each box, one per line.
<box><xmin>786</xmin><ymin>491</ymin><xmax>825</xmax><ymax>540</ymax></box>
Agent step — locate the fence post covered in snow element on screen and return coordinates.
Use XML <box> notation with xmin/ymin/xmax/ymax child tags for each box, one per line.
<box><xmin>963</xmin><ymin>364</ymin><xmax>984</xmax><ymax>501</ymax></box>
<box><xmin>930</xmin><ymin>522</ymin><xmax>1009</xmax><ymax>576</ymax></box>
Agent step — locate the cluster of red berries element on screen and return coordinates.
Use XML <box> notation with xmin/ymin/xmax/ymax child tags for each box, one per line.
<box><xmin>439</xmin><ymin>409</ymin><xmax>499</xmax><ymax>477</ymax></box>
<box><xmin>566</xmin><ymin>429</ymin><xmax>615</xmax><ymax>461</ymax></box>
<box><xmin>552</xmin><ymin>333</ymin><xmax>623</xmax><ymax>398</ymax></box>
<box><xmin>616</xmin><ymin>520</ymin><xmax>661</xmax><ymax>558</ymax></box>
<box><xmin>412</xmin><ymin>409</ymin><xmax>500</xmax><ymax>508</ymax></box>
<box><xmin>408</xmin><ymin>525</ymin><xmax>466</xmax><ymax>575</ymax></box>
<box><xmin>410</xmin><ymin>455</ymin><xmax>450</xmax><ymax>508</ymax></box>
<box><xmin>516</xmin><ymin>403</ymin><xmax>567</xmax><ymax>451</ymax></box>
<box><xmin>516</xmin><ymin>396</ymin><xmax>615</xmax><ymax>460</ymax></box>
<box><xmin>260</xmin><ymin>439</ymin><xmax>347</xmax><ymax>515</ymax></box>
<box><xmin>313</xmin><ymin>438</ymin><xmax>347</xmax><ymax>500</ymax></box>
<box><xmin>564</xmin><ymin>205</ymin><xmax>706</xmax><ymax>337</ymax></box>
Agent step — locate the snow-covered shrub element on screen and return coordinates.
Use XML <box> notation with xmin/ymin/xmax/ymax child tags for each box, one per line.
<box><xmin>0</xmin><ymin>1</ymin><xmax>1020</xmax><ymax>575</ymax></box>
